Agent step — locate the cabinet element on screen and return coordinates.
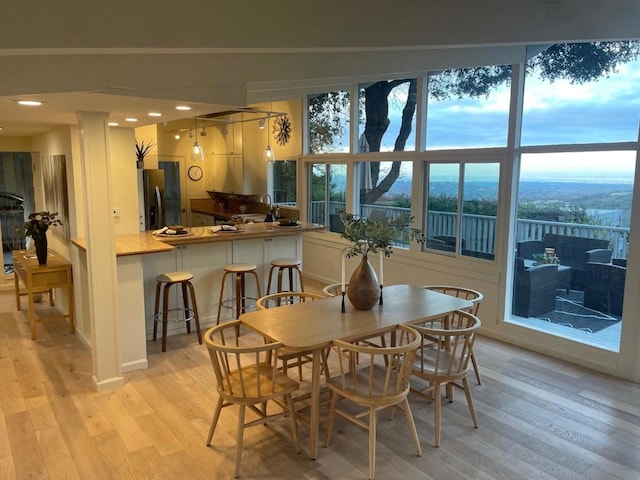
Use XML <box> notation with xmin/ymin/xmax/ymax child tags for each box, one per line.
<box><xmin>141</xmin><ymin>241</ymin><xmax>233</xmax><ymax>336</ymax></box>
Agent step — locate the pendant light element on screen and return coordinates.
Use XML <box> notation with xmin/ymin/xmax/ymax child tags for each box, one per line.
<box><xmin>191</xmin><ymin>117</ymin><xmax>204</xmax><ymax>162</ymax></box>
<box><xmin>263</xmin><ymin>113</ymin><xmax>275</xmax><ymax>163</ymax></box>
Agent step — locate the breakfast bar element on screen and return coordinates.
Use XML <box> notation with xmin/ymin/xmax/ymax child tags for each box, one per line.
<box><xmin>71</xmin><ymin>221</ymin><xmax>324</xmax><ymax>372</ymax></box>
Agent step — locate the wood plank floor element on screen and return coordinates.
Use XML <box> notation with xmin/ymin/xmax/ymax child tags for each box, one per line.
<box><xmin>1</xmin><ymin>285</ymin><xmax>640</xmax><ymax>479</ymax></box>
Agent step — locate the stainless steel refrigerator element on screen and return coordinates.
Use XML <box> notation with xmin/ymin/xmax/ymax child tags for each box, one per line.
<box><xmin>143</xmin><ymin>169</ymin><xmax>165</xmax><ymax>230</ymax></box>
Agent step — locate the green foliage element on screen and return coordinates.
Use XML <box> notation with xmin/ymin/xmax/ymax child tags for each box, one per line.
<box><xmin>339</xmin><ymin>210</ymin><xmax>425</xmax><ymax>258</ymax></box>
<box><xmin>23</xmin><ymin>211</ymin><xmax>62</xmax><ymax>239</ymax></box>
<box><xmin>517</xmin><ymin>201</ymin><xmax>593</xmax><ymax>224</ymax></box>
<box><xmin>308</xmin><ymin>91</ymin><xmax>350</xmax><ymax>153</ymax></box>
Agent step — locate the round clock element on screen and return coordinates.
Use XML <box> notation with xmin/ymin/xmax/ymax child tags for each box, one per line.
<box><xmin>188</xmin><ymin>165</ymin><xmax>203</xmax><ymax>181</ymax></box>
<box><xmin>273</xmin><ymin>115</ymin><xmax>291</xmax><ymax>146</ymax></box>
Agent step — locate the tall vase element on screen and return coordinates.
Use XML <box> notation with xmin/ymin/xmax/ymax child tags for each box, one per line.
<box><xmin>347</xmin><ymin>255</ymin><xmax>380</xmax><ymax>310</ymax></box>
<box><xmin>34</xmin><ymin>235</ymin><xmax>48</xmax><ymax>265</ymax></box>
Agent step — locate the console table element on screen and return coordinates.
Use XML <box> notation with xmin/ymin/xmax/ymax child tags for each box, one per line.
<box><xmin>13</xmin><ymin>249</ymin><xmax>74</xmax><ymax>340</ymax></box>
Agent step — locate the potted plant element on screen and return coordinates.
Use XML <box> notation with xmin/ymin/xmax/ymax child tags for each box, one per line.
<box><xmin>23</xmin><ymin>211</ymin><xmax>62</xmax><ymax>265</ymax></box>
<box><xmin>135</xmin><ymin>139</ymin><xmax>155</xmax><ymax>169</ymax></box>
<box><xmin>339</xmin><ymin>210</ymin><xmax>425</xmax><ymax>310</ymax></box>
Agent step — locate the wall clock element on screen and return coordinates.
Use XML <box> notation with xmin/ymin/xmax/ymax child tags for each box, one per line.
<box><xmin>188</xmin><ymin>165</ymin><xmax>203</xmax><ymax>181</ymax></box>
<box><xmin>273</xmin><ymin>115</ymin><xmax>291</xmax><ymax>146</ymax></box>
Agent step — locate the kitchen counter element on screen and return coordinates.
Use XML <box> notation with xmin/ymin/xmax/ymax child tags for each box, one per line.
<box><xmin>71</xmin><ymin>221</ymin><xmax>325</xmax><ymax>257</ymax></box>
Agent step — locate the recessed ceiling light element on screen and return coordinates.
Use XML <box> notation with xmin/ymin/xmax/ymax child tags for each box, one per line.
<box><xmin>0</xmin><ymin>127</ymin><xmax>3</xmax><ymax>131</ymax></box>
<box><xmin>108</xmin><ymin>122</ymin><xmax>119</xmax><ymax>127</ymax></box>
<box><xmin>16</xmin><ymin>100</ymin><xmax>42</xmax><ymax>106</ymax></box>
<box><xmin>125</xmin><ymin>117</ymin><xmax>138</xmax><ymax>122</ymax></box>
<box><xmin>176</xmin><ymin>105</ymin><xmax>192</xmax><ymax>111</ymax></box>
<box><xmin>148</xmin><ymin>112</ymin><xmax>162</xmax><ymax>117</ymax></box>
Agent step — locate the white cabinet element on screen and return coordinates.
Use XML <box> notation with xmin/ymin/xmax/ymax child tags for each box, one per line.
<box><xmin>230</xmin><ymin>235</ymin><xmax>301</xmax><ymax>289</ymax></box>
<box><xmin>140</xmin><ymin>234</ymin><xmax>302</xmax><ymax>334</ymax></box>
<box><xmin>141</xmin><ymin>241</ymin><xmax>233</xmax><ymax>337</ymax></box>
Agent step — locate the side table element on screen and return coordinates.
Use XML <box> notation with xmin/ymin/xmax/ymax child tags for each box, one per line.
<box><xmin>13</xmin><ymin>249</ymin><xmax>74</xmax><ymax>340</ymax></box>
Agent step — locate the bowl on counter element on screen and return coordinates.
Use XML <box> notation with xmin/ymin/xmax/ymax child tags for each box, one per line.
<box><xmin>278</xmin><ymin>218</ymin><xmax>298</xmax><ymax>226</ymax></box>
<box><xmin>169</xmin><ymin>225</ymin><xmax>185</xmax><ymax>233</ymax></box>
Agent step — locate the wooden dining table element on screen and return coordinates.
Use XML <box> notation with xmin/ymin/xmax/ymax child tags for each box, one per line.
<box><xmin>240</xmin><ymin>283</ymin><xmax>473</xmax><ymax>459</ymax></box>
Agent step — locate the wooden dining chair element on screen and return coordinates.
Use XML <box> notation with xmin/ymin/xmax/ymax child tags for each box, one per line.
<box><xmin>204</xmin><ymin>320</ymin><xmax>301</xmax><ymax>478</ymax></box>
<box><xmin>410</xmin><ymin>310</ymin><xmax>481</xmax><ymax>447</ymax></box>
<box><xmin>324</xmin><ymin>324</ymin><xmax>422</xmax><ymax>480</ymax></box>
<box><xmin>421</xmin><ymin>285</ymin><xmax>484</xmax><ymax>384</ymax></box>
<box><xmin>256</xmin><ymin>292</ymin><xmax>326</xmax><ymax>380</ymax></box>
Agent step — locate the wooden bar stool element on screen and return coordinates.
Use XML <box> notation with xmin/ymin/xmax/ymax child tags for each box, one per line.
<box><xmin>266</xmin><ymin>258</ymin><xmax>304</xmax><ymax>294</ymax></box>
<box><xmin>216</xmin><ymin>263</ymin><xmax>262</xmax><ymax>325</ymax></box>
<box><xmin>152</xmin><ymin>271</ymin><xmax>202</xmax><ymax>352</ymax></box>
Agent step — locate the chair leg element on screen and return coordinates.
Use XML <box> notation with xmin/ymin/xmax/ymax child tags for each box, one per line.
<box><xmin>470</xmin><ymin>350</ymin><xmax>482</xmax><ymax>384</ymax></box>
<box><xmin>369</xmin><ymin>407</ymin><xmax>377</xmax><ymax>480</ymax></box>
<box><xmin>207</xmin><ymin>396</ymin><xmax>224</xmax><ymax>445</ymax></box>
<box><xmin>285</xmin><ymin>393</ymin><xmax>301</xmax><ymax>454</ymax></box>
<box><xmin>402</xmin><ymin>398</ymin><xmax>422</xmax><ymax>457</ymax></box>
<box><xmin>234</xmin><ymin>404</ymin><xmax>246</xmax><ymax>478</ymax></box>
<box><xmin>462</xmin><ymin>377</ymin><xmax>479</xmax><ymax>428</ymax></box>
<box><xmin>216</xmin><ymin>271</ymin><xmax>231</xmax><ymax>325</ymax></box>
<box><xmin>186</xmin><ymin>281</ymin><xmax>202</xmax><ymax>344</ymax></box>
<box><xmin>296</xmin><ymin>266</ymin><xmax>305</xmax><ymax>292</ymax></box>
<box><xmin>182</xmin><ymin>281</ymin><xmax>191</xmax><ymax>334</ymax></box>
<box><xmin>266</xmin><ymin>265</ymin><xmax>277</xmax><ymax>295</ymax></box>
<box><xmin>324</xmin><ymin>392</ymin><xmax>339</xmax><ymax>447</ymax></box>
<box><xmin>161</xmin><ymin>282</ymin><xmax>171</xmax><ymax>352</ymax></box>
<box><xmin>434</xmin><ymin>383</ymin><xmax>442</xmax><ymax>447</ymax></box>
<box><xmin>152</xmin><ymin>281</ymin><xmax>162</xmax><ymax>341</ymax></box>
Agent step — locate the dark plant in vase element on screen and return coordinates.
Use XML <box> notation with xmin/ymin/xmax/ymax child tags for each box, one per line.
<box><xmin>135</xmin><ymin>139</ymin><xmax>155</xmax><ymax>169</ymax></box>
<box><xmin>23</xmin><ymin>211</ymin><xmax>62</xmax><ymax>265</ymax></box>
<box><xmin>339</xmin><ymin>210</ymin><xmax>425</xmax><ymax>310</ymax></box>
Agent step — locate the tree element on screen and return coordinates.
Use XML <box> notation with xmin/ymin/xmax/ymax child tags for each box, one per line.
<box><xmin>310</xmin><ymin>41</ymin><xmax>640</xmax><ymax>203</ymax></box>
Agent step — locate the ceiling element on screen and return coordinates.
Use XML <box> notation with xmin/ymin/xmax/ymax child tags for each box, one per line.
<box><xmin>0</xmin><ymin>91</ymin><xmax>238</xmax><ymax>137</ymax></box>
<box><xmin>1</xmin><ymin>1</ymin><xmax>637</xmax><ymax>139</ymax></box>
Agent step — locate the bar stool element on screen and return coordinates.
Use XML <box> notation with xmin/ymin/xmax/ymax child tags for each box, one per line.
<box><xmin>153</xmin><ymin>271</ymin><xmax>202</xmax><ymax>352</ymax></box>
<box><xmin>266</xmin><ymin>258</ymin><xmax>305</xmax><ymax>294</ymax></box>
<box><xmin>216</xmin><ymin>263</ymin><xmax>262</xmax><ymax>325</ymax></box>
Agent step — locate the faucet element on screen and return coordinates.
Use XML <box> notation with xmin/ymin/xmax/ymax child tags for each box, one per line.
<box><xmin>260</xmin><ymin>193</ymin><xmax>272</xmax><ymax>209</ymax></box>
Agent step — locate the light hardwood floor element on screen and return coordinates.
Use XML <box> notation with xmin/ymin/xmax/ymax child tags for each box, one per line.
<box><xmin>1</xmin><ymin>282</ymin><xmax>640</xmax><ymax>479</ymax></box>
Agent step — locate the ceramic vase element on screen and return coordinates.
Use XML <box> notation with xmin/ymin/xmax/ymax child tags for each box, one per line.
<box><xmin>347</xmin><ymin>255</ymin><xmax>379</xmax><ymax>310</ymax></box>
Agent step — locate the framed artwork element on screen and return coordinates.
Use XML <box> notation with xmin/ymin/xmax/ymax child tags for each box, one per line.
<box><xmin>42</xmin><ymin>154</ymin><xmax>70</xmax><ymax>240</ymax></box>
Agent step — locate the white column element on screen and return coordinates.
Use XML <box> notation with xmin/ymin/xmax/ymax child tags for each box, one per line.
<box><xmin>76</xmin><ymin>111</ymin><xmax>123</xmax><ymax>390</ymax></box>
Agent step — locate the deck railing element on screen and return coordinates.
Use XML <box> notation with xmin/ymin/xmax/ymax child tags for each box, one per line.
<box><xmin>310</xmin><ymin>201</ymin><xmax>630</xmax><ymax>259</ymax></box>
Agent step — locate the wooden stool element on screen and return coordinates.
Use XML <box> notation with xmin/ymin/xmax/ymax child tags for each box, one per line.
<box><xmin>153</xmin><ymin>271</ymin><xmax>202</xmax><ymax>352</ymax></box>
<box><xmin>216</xmin><ymin>263</ymin><xmax>262</xmax><ymax>325</ymax></box>
<box><xmin>266</xmin><ymin>258</ymin><xmax>304</xmax><ymax>294</ymax></box>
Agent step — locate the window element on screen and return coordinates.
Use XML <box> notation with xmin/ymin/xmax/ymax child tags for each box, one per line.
<box><xmin>512</xmin><ymin>151</ymin><xmax>635</xmax><ymax>351</ymax></box>
<box><xmin>426</xmin><ymin>66</ymin><xmax>511</xmax><ymax>150</ymax></box>
<box><xmin>521</xmin><ymin>42</ymin><xmax>640</xmax><ymax>145</ymax></box>
<box><xmin>357</xmin><ymin>160</ymin><xmax>414</xmax><ymax>247</ymax></box>
<box><xmin>358</xmin><ymin>79</ymin><xmax>417</xmax><ymax>152</ymax></box>
<box><xmin>308</xmin><ymin>91</ymin><xmax>350</xmax><ymax>154</ymax></box>
<box><xmin>272</xmin><ymin>160</ymin><xmax>296</xmax><ymax>206</ymax></box>
<box><xmin>425</xmin><ymin>162</ymin><xmax>499</xmax><ymax>260</ymax></box>
<box><xmin>308</xmin><ymin>163</ymin><xmax>347</xmax><ymax>232</ymax></box>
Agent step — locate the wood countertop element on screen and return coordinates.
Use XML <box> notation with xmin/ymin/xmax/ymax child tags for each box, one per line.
<box><xmin>72</xmin><ymin>222</ymin><xmax>325</xmax><ymax>257</ymax></box>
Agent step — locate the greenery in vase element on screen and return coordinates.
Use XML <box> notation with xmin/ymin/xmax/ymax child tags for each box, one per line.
<box><xmin>135</xmin><ymin>139</ymin><xmax>155</xmax><ymax>161</ymax></box>
<box><xmin>23</xmin><ymin>211</ymin><xmax>62</xmax><ymax>239</ymax></box>
<box><xmin>339</xmin><ymin>210</ymin><xmax>426</xmax><ymax>258</ymax></box>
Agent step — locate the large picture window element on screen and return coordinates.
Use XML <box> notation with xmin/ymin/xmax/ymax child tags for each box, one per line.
<box><xmin>308</xmin><ymin>91</ymin><xmax>350</xmax><ymax>154</ymax></box>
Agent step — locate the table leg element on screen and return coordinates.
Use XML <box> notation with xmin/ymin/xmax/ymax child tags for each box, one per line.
<box><xmin>309</xmin><ymin>349</ymin><xmax>321</xmax><ymax>460</ymax></box>
<box><xmin>14</xmin><ymin>271</ymin><xmax>20</xmax><ymax>310</ymax></box>
<box><xmin>28</xmin><ymin>291</ymin><xmax>36</xmax><ymax>340</ymax></box>
<box><xmin>68</xmin><ymin>283</ymin><xmax>75</xmax><ymax>334</ymax></box>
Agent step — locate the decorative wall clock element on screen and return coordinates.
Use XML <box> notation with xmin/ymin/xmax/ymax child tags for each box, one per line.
<box><xmin>188</xmin><ymin>165</ymin><xmax>203</xmax><ymax>181</ymax></box>
<box><xmin>273</xmin><ymin>115</ymin><xmax>291</xmax><ymax>146</ymax></box>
